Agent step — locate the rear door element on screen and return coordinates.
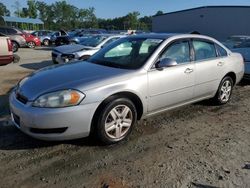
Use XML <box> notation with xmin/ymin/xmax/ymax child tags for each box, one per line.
<box><xmin>192</xmin><ymin>39</ymin><xmax>223</xmax><ymax>98</ymax></box>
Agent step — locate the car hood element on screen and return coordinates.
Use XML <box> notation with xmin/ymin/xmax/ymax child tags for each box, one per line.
<box><xmin>54</xmin><ymin>44</ymin><xmax>94</xmax><ymax>54</ymax></box>
<box><xmin>17</xmin><ymin>62</ymin><xmax>131</xmax><ymax>101</ymax></box>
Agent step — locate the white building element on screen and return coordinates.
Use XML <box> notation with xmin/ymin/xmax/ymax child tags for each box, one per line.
<box><xmin>152</xmin><ymin>6</ymin><xmax>250</xmax><ymax>41</ymax></box>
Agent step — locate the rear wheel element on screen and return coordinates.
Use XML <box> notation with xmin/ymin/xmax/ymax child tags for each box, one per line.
<box><xmin>12</xmin><ymin>41</ymin><xmax>18</xmax><ymax>52</ymax></box>
<box><xmin>213</xmin><ymin>76</ymin><xmax>233</xmax><ymax>105</ymax></box>
<box><xmin>27</xmin><ymin>41</ymin><xmax>35</xmax><ymax>48</ymax></box>
<box><xmin>95</xmin><ymin>98</ymin><xmax>137</xmax><ymax>145</ymax></box>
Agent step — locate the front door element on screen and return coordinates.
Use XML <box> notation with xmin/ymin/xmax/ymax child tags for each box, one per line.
<box><xmin>147</xmin><ymin>40</ymin><xmax>195</xmax><ymax>112</ymax></box>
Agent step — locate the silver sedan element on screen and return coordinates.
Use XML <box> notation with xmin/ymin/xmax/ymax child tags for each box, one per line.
<box><xmin>9</xmin><ymin>34</ymin><xmax>244</xmax><ymax>144</ymax></box>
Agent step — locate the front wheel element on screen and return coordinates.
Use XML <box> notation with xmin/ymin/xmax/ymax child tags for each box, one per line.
<box><xmin>43</xmin><ymin>39</ymin><xmax>50</xmax><ymax>46</ymax></box>
<box><xmin>95</xmin><ymin>98</ymin><xmax>137</xmax><ymax>145</ymax></box>
<box><xmin>213</xmin><ymin>76</ymin><xmax>234</xmax><ymax>105</ymax></box>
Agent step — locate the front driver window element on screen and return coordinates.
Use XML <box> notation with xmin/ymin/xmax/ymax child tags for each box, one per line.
<box><xmin>161</xmin><ymin>41</ymin><xmax>191</xmax><ymax>64</ymax></box>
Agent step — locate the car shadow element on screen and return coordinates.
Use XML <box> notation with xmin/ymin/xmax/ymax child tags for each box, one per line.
<box><xmin>20</xmin><ymin>60</ymin><xmax>53</xmax><ymax>70</ymax></box>
<box><xmin>239</xmin><ymin>78</ymin><xmax>250</xmax><ymax>86</ymax></box>
<box><xmin>34</xmin><ymin>46</ymin><xmax>54</xmax><ymax>51</ymax></box>
<box><xmin>0</xmin><ymin>118</ymin><xmax>99</xmax><ymax>151</ymax></box>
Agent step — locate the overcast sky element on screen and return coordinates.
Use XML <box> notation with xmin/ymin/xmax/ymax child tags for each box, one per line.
<box><xmin>2</xmin><ymin>0</ymin><xmax>250</xmax><ymax>18</ymax></box>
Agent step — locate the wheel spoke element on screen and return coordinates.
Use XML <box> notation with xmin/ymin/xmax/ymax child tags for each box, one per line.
<box><xmin>115</xmin><ymin>126</ymin><xmax>121</xmax><ymax>138</ymax></box>
<box><xmin>121</xmin><ymin>106</ymin><xmax>130</xmax><ymax>118</ymax></box>
<box><xmin>105</xmin><ymin>121</ymin><xmax>116</xmax><ymax>132</ymax></box>
<box><xmin>123</xmin><ymin>118</ymin><xmax>132</xmax><ymax>125</ymax></box>
<box><xmin>110</xmin><ymin>109</ymin><xmax>120</xmax><ymax>120</ymax></box>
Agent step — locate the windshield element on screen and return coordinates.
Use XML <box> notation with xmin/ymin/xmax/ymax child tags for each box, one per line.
<box><xmin>88</xmin><ymin>37</ymin><xmax>163</xmax><ymax>69</ymax></box>
<box><xmin>79</xmin><ymin>36</ymin><xmax>107</xmax><ymax>47</ymax></box>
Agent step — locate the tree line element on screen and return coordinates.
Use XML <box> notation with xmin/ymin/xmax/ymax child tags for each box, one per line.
<box><xmin>0</xmin><ymin>0</ymin><xmax>164</xmax><ymax>31</ymax></box>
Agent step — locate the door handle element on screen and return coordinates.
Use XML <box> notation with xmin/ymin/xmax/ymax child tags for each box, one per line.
<box><xmin>184</xmin><ymin>68</ymin><xmax>194</xmax><ymax>74</ymax></box>
<box><xmin>217</xmin><ymin>62</ymin><xmax>224</xmax><ymax>66</ymax></box>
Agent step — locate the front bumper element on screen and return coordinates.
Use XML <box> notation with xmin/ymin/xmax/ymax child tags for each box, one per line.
<box><xmin>9</xmin><ymin>91</ymin><xmax>100</xmax><ymax>141</ymax></box>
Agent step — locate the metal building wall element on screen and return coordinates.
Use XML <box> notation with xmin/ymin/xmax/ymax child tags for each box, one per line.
<box><xmin>152</xmin><ymin>6</ymin><xmax>250</xmax><ymax>41</ymax></box>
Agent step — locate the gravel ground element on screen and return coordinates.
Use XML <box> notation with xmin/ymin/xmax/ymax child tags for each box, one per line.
<box><xmin>0</xmin><ymin>48</ymin><xmax>250</xmax><ymax>188</ymax></box>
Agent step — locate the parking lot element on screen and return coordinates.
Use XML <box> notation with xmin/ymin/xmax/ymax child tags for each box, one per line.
<box><xmin>0</xmin><ymin>48</ymin><xmax>250</xmax><ymax>187</ymax></box>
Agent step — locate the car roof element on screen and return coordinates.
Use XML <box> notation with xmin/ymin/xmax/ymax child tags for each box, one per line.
<box><xmin>229</xmin><ymin>35</ymin><xmax>250</xmax><ymax>38</ymax></box>
<box><xmin>90</xmin><ymin>34</ymin><xmax>125</xmax><ymax>38</ymax></box>
<box><xmin>128</xmin><ymin>33</ymin><xmax>217</xmax><ymax>41</ymax></box>
<box><xmin>129</xmin><ymin>33</ymin><xmax>178</xmax><ymax>39</ymax></box>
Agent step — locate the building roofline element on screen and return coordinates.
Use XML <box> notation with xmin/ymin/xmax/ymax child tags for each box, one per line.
<box><xmin>1</xmin><ymin>16</ymin><xmax>44</xmax><ymax>24</ymax></box>
<box><xmin>153</xmin><ymin>5</ymin><xmax>250</xmax><ymax>17</ymax></box>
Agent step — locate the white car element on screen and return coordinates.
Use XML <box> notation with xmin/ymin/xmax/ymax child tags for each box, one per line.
<box><xmin>52</xmin><ymin>34</ymin><xmax>124</xmax><ymax>64</ymax></box>
<box><xmin>0</xmin><ymin>35</ymin><xmax>13</xmax><ymax>66</ymax></box>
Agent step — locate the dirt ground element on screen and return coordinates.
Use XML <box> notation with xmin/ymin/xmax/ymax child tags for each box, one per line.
<box><xmin>0</xmin><ymin>48</ymin><xmax>250</xmax><ymax>188</ymax></box>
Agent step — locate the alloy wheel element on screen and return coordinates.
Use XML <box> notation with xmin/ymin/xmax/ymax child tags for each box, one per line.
<box><xmin>104</xmin><ymin>105</ymin><xmax>133</xmax><ymax>139</ymax></box>
<box><xmin>220</xmin><ymin>80</ymin><xmax>232</xmax><ymax>102</ymax></box>
<box><xmin>28</xmin><ymin>42</ymin><xmax>35</xmax><ymax>48</ymax></box>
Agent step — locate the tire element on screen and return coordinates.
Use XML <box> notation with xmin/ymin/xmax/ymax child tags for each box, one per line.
<box><xmin>12</xmin><ymin>41</ymin><xmax>18</xmax><ymax>52</ymax></box>
<box><xmin>27</xmin><ymin>41</ymin><xmax>35</xmax><ymax>48</ymax></box>
<box><xmin>43</xmin><ymin>39</ymin><xmax>49</xmax><ymax>46</ymax></box>
<box><xmin>213</xmin><ymin>76</ymin><xmax>234</xmax><ymax>105</ymax></box>
<box><xmin>95</xmin><ymin>98</ymin><xmax>137</xmax><ymax>145</ymax></box>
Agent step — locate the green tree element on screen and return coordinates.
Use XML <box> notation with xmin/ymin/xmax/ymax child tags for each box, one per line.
<box><xmin>0</xmin><ymin>2</ymin><xmax>10</xmax><ymax>16</ymax></box>
<box><xmin>27</xmin><ymin>0</ymin><xmax>37</xmax><ymax>18</ymax></box>
<box><xmin>13</xmin><ymin>0</ymin><xmax>22</xmax><ymax>17</ymax></box>
<box><xmin>124</xmin><ymin>11</ymin><xmax>140</xmax><ymax>29</ymax></box>
<box><xmin>155</xmin><ymin>10</ymin><xmax>164</xmax><ymax>16</ymax></box>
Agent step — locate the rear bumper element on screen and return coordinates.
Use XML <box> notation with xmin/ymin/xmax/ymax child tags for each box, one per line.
<box><xmin>0</xmin><ymin>55</ymin><xmax>13</xmax><ymax>65</ymax></box>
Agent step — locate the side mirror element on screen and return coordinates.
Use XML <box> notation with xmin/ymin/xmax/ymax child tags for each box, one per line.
<box><xmin>155</xmin><ymin>58</ymin><xmax>178</xmax><ymax>69</ymax></box>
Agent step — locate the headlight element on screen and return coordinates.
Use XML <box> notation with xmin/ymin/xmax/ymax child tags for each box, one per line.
<box><xmin>32</xmin><ymin>89</ymin><xmax>85</xmax><ymax>108</ymax></box>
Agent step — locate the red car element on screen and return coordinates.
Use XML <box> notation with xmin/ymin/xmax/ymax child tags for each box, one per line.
<box><xmin>23</xmin><ymin>32</ymin><xmax>41</xmax><ymax>48</ymax></box>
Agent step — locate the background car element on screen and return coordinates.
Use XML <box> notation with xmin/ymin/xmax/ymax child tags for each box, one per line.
<box><xmin>23</xmin><ymin>32</ymin><xmax>41</xmax><ymax>48</ymax></box>
<box><xmin>50</xmin><ymin>29</ymin><xmax>68</xmax><ymax>45</ymax></box>
<box><xmin>69</xmin><ymin>29</ymin><xmax>108</xmax><ymax>44</ymax></box>
<box><xmin>54</xmin><ymin>30</ymin><xmax>83</xmax><ymax>46</ymax></box>
<box><xmin>0</xmin><ymin>34</ymin><xmax>13</xmax><ymax>66</ymax></box>
<box><xmin>223</xmin><ymin>35</ymin><xmax>250</xmax><ymax>49</ymax></box>
<box><xmin>31</xmin><ymin>30</ymin><xmax>53</xmax><ymax>46</ymax></box>
<box><xmin>231</xmin><ymin>39</ymin><xmax>250</xmax><ymax>79</ymax></box>
<box><xmin>52</xmin><ymin>34</ymin><xmax>124</xmax><ymax>64</ymax></box>
<box><xmin>0</xmin><ymin>26</ymin><xmax>26</xmax><ymax>52</ymax></box>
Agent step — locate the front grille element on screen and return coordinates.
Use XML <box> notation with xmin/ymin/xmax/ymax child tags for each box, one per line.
<box><xmin>30</xmin><ymin>127</ymin><xmax>68</xmax><ymax>134</ymax></box>
<box><xmin>16</xmin><ymin>93</ymin><xmax>28</xmax><ymax>104</ymax></box>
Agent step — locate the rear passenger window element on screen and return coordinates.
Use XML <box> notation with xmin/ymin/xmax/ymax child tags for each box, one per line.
<box><xmin>0</xmin><ymin>28</ymin><xmax>6</xmax><ymax>34</ymax></box>
<box><xmin>6</xmin><ymin>28</ymin><xmax>17</xmax><ymax>35</ymax></box>
<box><xmin>215</xmin><ymin>44</ymin><xmax>228</xmax><ymax>57</ymax></box>
<box><xmin>193</xmin><ymin>40</ymin><xmax>217</xmax><ymax>61</ymax></box>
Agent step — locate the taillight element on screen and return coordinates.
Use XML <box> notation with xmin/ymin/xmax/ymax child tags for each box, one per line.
<box><xmin>7</xmin><ymin>39</ymin><xmax>12</xmax><ymax>52</ymax></box>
